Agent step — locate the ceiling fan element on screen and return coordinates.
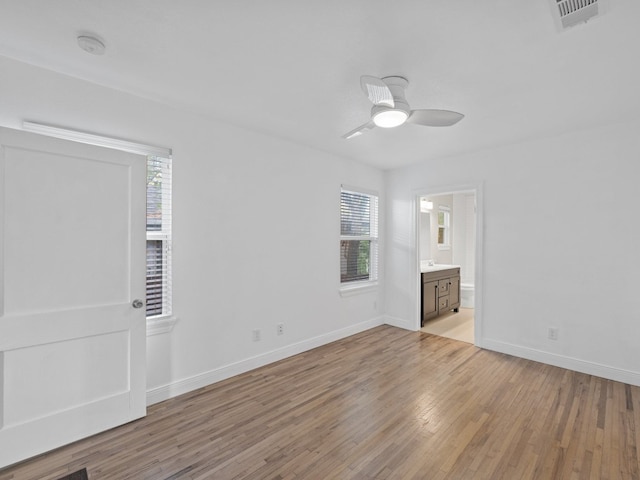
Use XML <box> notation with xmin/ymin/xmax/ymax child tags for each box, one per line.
<box><xmin>343</xmin><ymin>75</ymin><xmax>464</xmax><ymax>139</ymax></box>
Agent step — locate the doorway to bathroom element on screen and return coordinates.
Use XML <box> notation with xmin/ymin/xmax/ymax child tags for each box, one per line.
<box><xmin>418</xmin><ymin>189</ymin><xmax>478</xmax><ymax>344</ymax></box>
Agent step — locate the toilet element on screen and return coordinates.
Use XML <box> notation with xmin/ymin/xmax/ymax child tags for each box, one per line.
<box><xmin>460</xmin><ymin>283</ymin><xmax>474</xmax><ymax>308</ymax></box>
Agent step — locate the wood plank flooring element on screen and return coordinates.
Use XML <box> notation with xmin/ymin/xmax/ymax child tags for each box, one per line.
<box><xmin>1</xmin><ymin>325</ymin><xmax>638</xmax><ymax>479</ymax></box>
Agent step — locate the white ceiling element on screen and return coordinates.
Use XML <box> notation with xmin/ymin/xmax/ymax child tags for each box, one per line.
<box><xmin>1</xmin><ymin>0</ymin><xmax>639</xmax><ymax>170</ymax></box>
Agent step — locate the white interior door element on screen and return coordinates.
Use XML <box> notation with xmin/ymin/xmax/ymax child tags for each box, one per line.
<box><xmin>0</xmin><ymin>127</ymin><xmax>147</xmax><ymax>468</ymax></box>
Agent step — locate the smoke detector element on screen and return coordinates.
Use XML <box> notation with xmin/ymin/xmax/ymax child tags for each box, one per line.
<box><xmin>549</xmin><ymin>0</ymin><xmax>609</xmax><ymax>31</ymax></box>
<box><xmin>77</xmin><ymin>35</ymin><xmax>106</xmax><ymax>55</ymax></box>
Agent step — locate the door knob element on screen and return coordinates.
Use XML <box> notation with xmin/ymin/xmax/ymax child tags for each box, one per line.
<box><xmin>132</xmin><ymin>299</ymin><xmax>144</xmax><ymax>309</ymax></box>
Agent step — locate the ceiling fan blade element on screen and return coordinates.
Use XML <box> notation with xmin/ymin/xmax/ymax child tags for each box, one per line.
<box><xmin>342</xmin><ymin>121</ymin><xmax>375</xmax><ymax>140</ymax></box>
<box><xmin>360</xmin><ymin>75</ymin><xmax>394</xmax><ymax>107</ymax></box>
<box><xmin>408</xmin><ymin>109</ymin><xmax>464</xmax><ymax>127</ymax></box>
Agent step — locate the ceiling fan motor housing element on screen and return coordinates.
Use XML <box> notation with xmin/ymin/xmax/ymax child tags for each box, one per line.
<box><xmin>371</xmin><ymin>76</ymin><xmax>411</xmax><ymax>127</ymax></box>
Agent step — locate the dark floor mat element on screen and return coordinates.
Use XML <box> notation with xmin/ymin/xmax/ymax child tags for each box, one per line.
<box><xmin>57</xmin><ymin>468</ymin><xmax>88</xmax><ymax>480</ymax></box>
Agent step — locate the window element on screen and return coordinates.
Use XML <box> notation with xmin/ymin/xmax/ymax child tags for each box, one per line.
<box><xmin>438</xmin><ymin>206</ymin><xmax>451</xmax><ymax>249</ymax></box>
<box><xmin>340</xmin><ymin>188</ymin><xmax>378</xmax><ymax>285</ymax></box>
<box><xmin>146</xmin><ymin>155</ymin><xmax>172</xmax><ymax>319</ymax></box>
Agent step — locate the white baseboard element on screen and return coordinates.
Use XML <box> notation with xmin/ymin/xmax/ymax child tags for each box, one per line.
<box><xmin>482</xmin><ymin>339</ymin><xmax>640</xmax><ymax>387</ymax></box>
<box><xmin>383</xmin><ymin>315</ymin><xmax>417</xmax><ymax>331</ymax></box>
<box><xmin>146</xmin><ymin>316</ymin><xmax>385</xmax><ymax>405</ymax></box>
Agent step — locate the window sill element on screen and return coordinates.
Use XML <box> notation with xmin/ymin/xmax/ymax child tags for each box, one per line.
<box><xmin>147</xmin><ymin>315</ymin><xmax>179</xmax><ymax>336</ymax></box>
<box><xmin>339</xmin><ymin>281</ymin><xmax>379</xmax><ymax>297</ymax></box>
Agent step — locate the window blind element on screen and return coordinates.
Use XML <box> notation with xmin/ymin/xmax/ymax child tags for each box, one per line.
<box><xmin>146</xmin><ymin>155</ymin><xmax>172</xmax><ymax>318</ymax></box>
<box><xmin>340</xmin><ymin>189</ymin><xmax>378</xmax><ymax>284</ymax></box>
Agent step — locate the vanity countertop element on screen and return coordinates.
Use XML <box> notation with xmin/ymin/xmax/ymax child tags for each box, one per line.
<box><xmin>420</xmin><ymin>263</ymin><xmax>461</xmax><ymax>273</ymax></box>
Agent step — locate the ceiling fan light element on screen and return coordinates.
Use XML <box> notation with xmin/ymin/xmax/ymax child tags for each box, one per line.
<box><xmin>373</xmin><ymin>109</ymin><xmax>408</xmax><ymax>128</ymax></box>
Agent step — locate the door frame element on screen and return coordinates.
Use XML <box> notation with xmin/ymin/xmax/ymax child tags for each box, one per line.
<box><xmin>414</xmin><ymin>183</ymin><xmax>484</xmax><ymax>346</ymax></box>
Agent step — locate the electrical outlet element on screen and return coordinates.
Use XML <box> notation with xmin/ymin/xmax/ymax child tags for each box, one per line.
<box><xmin>277</xmin><ymin>323</ymin><xmax>284</xmax><ymax>335</ymax></box>
<box><xmin>548</xmin><ymin>327</ymin><xmax>559</xmax><ymax>341</ymax></box>
<box><xmin>252</xmin><ymin>329</ymin><xmax>261</xmax><ymax>342</ymax></box>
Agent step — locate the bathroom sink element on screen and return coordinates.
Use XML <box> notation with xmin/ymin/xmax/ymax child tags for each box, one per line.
<box><xmin>420</xmin><ymin>263</ymin><xmax>460</xmax><ymax>273</ymax></box>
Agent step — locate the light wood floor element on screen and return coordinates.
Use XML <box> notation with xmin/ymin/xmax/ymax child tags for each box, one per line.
<box><xmin>421</xmin><ymin>308</ymin><xmax>474</xmax><ymax>344</ymax></box>
<box><xmin>1</xmin><ymin>326</ymin><xmax>639</xmax><ymax>480</ymax></box>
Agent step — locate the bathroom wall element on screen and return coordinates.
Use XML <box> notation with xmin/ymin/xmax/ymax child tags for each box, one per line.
<box><xmin>424</xmin><ymin>194</ymin><xmax>453</xmax><ymax>264</ymax></box>
<box><xmin>419</xmin><ymin>211</ymin><xmax>431</xmax><ymax>262</ymax></box>
<box><xmin>452</xmin><ymin>193</ymin><xmax>476</xmax><ymax>285</ymax></box>
<box><xmin>421</xmin><ymin>192</ymin><xmax>475</xmax><ymax>286</ymax></box>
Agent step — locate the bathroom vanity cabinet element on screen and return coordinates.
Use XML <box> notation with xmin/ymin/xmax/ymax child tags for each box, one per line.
<box><xmin>421</xmin><ymin>267</ymin><xmax>460</xmax><ymax>326</ymax></box>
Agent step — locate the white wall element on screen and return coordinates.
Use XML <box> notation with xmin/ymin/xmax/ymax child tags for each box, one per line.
<box><xmin>418</xmin><ymin>212</ymin><xmax>431</xmax><ymax>262</ymax></box>
<box><xmin>4</xmin><ymin>53</ymin><xmax>638</xmax><ymax>398</ymax></box>
<box><xmin>452</xmin><ymin>193</ymin><xmax>476</xmax><ymax>286</ymax></box>
<box><xmin>0</xmin><ymin>56</ymin><xmax>385</xmax><ymax>403</ymax></box>
<box><xmin>385</xmin><ymin>120</ymin><xmax>640</xmax><ymax>386</ymax></box>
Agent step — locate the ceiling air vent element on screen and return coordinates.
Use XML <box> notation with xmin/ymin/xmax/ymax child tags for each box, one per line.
<box><xmin>549</xmin><ymin>0</ymin><xmax>609</xmax><ymax>30</ymax></box>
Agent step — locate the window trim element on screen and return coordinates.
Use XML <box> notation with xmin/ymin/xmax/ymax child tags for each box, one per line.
<box><xmin>339</xmin><ymin>186</ymin><xmax>379</xmax><ymax>294</ymax></box>
<box><xmin>23</xmin><ymin>121</ymin><xmax>171</xmax><ymax>157</ymax></box>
